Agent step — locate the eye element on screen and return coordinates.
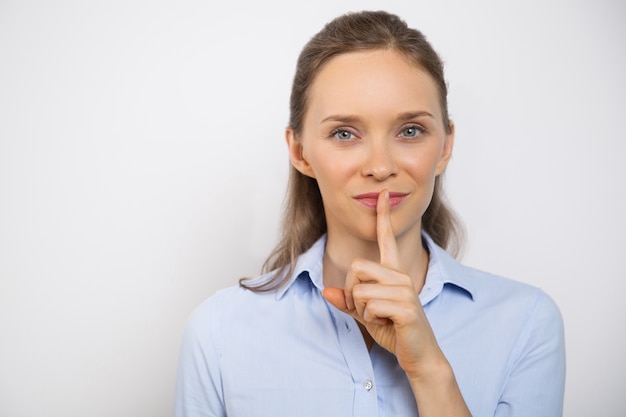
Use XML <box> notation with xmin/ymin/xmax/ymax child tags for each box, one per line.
<box><xmin>331</xmin><ymin>129</ymin><xmax>355</xmax><ymax>141</ymax></box>
<box><xmin>400</xmin><ymin>125</ymin><xmax>425</xmax><ymax>138</ymax></box>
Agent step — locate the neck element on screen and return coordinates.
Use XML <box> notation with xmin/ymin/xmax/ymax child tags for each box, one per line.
<box><xmin>322</xmin><ymin>229</ymin><xmax>429</xmax><ymax>292</ymax></box>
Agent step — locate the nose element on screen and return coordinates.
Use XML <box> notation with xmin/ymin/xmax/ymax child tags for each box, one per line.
<box><xmin>361</xmin><ymin>138</ymin><xmax>398</xmax><ymax>181</ymax></box>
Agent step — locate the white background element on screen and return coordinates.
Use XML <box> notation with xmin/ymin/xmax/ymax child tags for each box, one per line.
<box><xmin>1</xmin><ymin>0</ymin><xmax>624</xmax><ymax>416</ymax></box>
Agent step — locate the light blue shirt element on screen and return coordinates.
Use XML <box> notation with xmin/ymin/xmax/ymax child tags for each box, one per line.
<box><xmin>174</xmin><ymin>234</ymin><xmax>565</xmax><ymax>417</ymax></box>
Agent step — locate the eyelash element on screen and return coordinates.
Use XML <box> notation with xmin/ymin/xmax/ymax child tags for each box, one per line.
<box><xmin>328</xmin><ymin>124</ymin><xmax>427</xmax><ymax>143</ymax></box>
<box><xmin>399</xmin><ymin>124</ymin><xmax>426</xmax><ymax>139</ymax></box>
<box><xmin>329</xmin><ymin>128</ymin><xmax>357</xmax><ymax>142</ymax></box>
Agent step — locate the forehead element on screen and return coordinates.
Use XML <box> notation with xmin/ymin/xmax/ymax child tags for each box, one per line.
<box><xmin>305</xmin><ymin>49</ymin><xmax>442</xmax><ymax>122</ymax></box>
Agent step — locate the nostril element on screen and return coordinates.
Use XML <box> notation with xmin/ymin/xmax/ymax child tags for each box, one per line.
<box><xmin>362</xmin><ymin>153</ymin><xmax>398</xmax><ymax>180</ymax></box>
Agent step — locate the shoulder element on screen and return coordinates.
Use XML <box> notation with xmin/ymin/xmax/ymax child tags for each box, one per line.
<box><xmin>185</xmin><ymin>280</ymin><xmax>277</xmax><ymax>331</ymax></box>
<box><xmin>431</xmin><ymin>241</ymin><xmax>561</xmax><ymax>319</ymax></box>
<box><xmin>450</xmin><ymin>260</ymin><xmax>566</xmax><ymax>363</ymax></box>
<box><xmin>465</xmin><ymin>264</ymin><xmax>561</xmax><ymax>320</ymax></box>
<box><xmin>427</xmin><ymin>242</ymin><xmax>564</xmax><ymax>350</ymax></box>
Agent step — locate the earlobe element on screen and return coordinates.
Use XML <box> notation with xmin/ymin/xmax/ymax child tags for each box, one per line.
<box><xmin>435</xmin><ymin>121</ymin><xmax>455</xmax><ymax>176</ymax></box>
<box><xmin>285</xmin><ymin>129</ymin><xmax>316</xmax><ymax>178</ymax></box>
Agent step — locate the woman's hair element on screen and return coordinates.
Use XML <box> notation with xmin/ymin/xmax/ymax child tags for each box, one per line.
<box><xmin>240</xmin><ymin>10</ymin><xmax>463</xmax><ymax>291</ymax></box>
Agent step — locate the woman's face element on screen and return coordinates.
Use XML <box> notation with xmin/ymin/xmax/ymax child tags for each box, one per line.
<box><xmin>287</xmin><ymin>49</ymin><xmax>454</xmax><ymax>243</ymax></box>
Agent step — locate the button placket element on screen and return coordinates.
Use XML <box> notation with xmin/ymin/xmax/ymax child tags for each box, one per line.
<box><xmin>326</xmin><ymin>307</ymin><xmax>378</xmax><ymax>415</ymax></box>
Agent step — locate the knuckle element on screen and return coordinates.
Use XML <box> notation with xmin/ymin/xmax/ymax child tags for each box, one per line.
<box><xmin>352</xmin><ymin>283</ymin><xmax>366</xmax><ymax>298</ymax></box>
<box><xmin>350</xmin><ymin>258</ymin><xmax>365</xmax><ymax>272</ymax></box>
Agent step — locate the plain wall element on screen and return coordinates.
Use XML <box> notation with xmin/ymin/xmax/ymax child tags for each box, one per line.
<box><xmin>1</xmin><ymin>0</ymin><xmax>624</xmax><ymax>416</ymax></box>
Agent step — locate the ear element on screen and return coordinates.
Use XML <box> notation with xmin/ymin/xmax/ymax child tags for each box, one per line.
<box><xmin>435</xmin><ymin>121</ymin><xmax>455</xmax><ymax>176</ymax></box>
<box><xmin>286</xmin><ymin>128</ymin><xmax>316</xmax><ymax>178</ymax></box>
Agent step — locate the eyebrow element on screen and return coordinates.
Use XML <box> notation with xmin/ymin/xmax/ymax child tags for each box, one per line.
<box><xmin>320</xmin><ymin>111</ymin><xmax>434</xmax><ymax>124</ymax></box>
<box><xmin>397</xmin><ymin>111</ymin><xmax>435</xmax><ymax>121</ymax></box>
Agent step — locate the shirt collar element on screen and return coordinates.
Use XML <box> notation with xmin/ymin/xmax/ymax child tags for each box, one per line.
<box><xmin>276</xmin><ymin>235</ymin><xmax>326</xmax><ymax>300</ymax></box>
<box><xmin>276</xmin><ymin>233</ymin><xmax>475</xmax><ymax>302</ymax></box>
<box><xmin>420</xmin><ymin>233</ymin><xmax>475</xmax><ymax>304</ymax></box>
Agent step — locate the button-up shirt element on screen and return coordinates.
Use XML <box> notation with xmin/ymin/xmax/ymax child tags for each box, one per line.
<box><xmin>174</xmin><ymin>234</ymin><xmax>565</xmax><ymax>416</ymax></box>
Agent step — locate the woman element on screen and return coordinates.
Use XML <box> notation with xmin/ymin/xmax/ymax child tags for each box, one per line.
<box><xmin>174</xmin><ymin>10</ymin><xmax>565</xmax><ymax>417</ymax></box>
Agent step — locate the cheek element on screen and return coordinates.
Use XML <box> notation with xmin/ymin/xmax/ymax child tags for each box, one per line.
<box><xmin>399</xmin><ymin>150</ymin><xmax>442</xmax><ymax>182</ymax></box>
<box><xmin>308</xmin><ymin>149</ymin><xmax>360</xmax><ymax>183</ymax></box>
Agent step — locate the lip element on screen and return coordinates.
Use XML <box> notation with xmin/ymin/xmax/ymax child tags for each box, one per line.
<box><xmin>353</xmin><ymin>191</ymin><xmax>408</xmax><ymax>209</ymax></box>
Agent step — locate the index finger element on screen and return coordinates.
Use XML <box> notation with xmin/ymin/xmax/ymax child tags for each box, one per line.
<box><xmin>376</xmin><ymin>189</ymin><xmax>402</xmax><ymax>269</ymax></box>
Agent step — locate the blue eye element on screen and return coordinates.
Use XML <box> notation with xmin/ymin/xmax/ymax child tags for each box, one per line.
<box><xmin>333</xmin><ymin>129</ymin><xmax>354</xmax><ymax>140</ymax></box>
<box><xmin>401</xmin><ymin>125</ymin><xmax>423</xmax><ymax>138</ymax></box>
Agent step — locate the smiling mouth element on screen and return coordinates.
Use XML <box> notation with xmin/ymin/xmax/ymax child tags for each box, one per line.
<box><xmin>353</xmin><ymin>192</ymin><xmax>408</xmax><ymax>209</ymax></box>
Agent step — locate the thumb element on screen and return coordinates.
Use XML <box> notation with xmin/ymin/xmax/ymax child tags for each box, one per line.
<box><xmin>322</xmin><ymin>287</ymin><xmax>350</xmax><ymax>312</ymax></box>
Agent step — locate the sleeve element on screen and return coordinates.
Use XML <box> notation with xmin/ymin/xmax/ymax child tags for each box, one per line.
<box><xmin>172</xmin><ymin>297</ymin><xmax>226</xmax><ymax>417</ymax></box>
<box><xmin>495</xmin><ymin>290</ymin><xmax>566</xmax><ymax>417</ymax></box>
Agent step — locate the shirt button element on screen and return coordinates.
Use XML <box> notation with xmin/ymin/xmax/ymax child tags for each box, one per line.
<box><xmin>363</xmin><ymin>379</ymin><xmax>373</xmax><ymax>391</ymax></box>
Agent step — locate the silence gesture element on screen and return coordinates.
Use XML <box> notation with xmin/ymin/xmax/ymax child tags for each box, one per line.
<box><xmin>323</xmin><ymin>189</ymin><xmax>443</xmax><ymax>378</ymax></box>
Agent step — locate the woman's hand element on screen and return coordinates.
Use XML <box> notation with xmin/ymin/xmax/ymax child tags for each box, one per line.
<box><xmin>323</xmin><ymin>190</ymin><xmax>472</xmax><ymax>416</ymax></box>
<box><xmin>322</xmin><ymin>189</ymin><xmax>445</xmax><ymax>379</ymax></box>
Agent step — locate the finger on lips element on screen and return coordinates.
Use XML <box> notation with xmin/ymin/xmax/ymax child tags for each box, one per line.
<box><xmin>344</xmin><ymin>190</ymin><xmax>405</xmax><ymax>319</ymax></box>
<box><xmin>326</xmin><ymin>190</ymin><xmax>406</xmax><ymax>322</ymax></box>
<box><xmin>376</xmin><ymin>189</ymin><xmax>402</xmax><ymax>270</ymax></box>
